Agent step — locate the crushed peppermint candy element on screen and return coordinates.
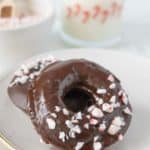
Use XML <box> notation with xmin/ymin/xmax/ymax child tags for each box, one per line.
<box><xmin>91</xmin><ymin>107</ymin><xmax>104</xmax><ymax>118</ymax></box>
<box><xmin>108</xmin><ymin>124</ymin><xmax>121</xmax><ymax>135</ymax></box>
<box><xmin>113</xmin><ymin>102</ymin><xmax>121</xmax><ymax>108</ymax></box>
<box><xmin>122</xmin><ymin>94</ymin><xmax>128</xmax><ymax>105</ymax></box>
<box><xmin>10</xmin><ymin>55</ymin><xmax>56</xmax><ymax>86</ymax></box>
<box><xmin>108</xmin><ymin>117</ymin><xmax>125</xmax><ymax>135</ymax></box>
<box><xmin>71</xmin><ymin>118</ymin><xmax>79</xmax><ymax>123</ymax></box>
<box><xmin>93</xmin><ymin>142</ymin><xmax>102</xmax><ymax>150</ymax></box>
<box><xmin>95</xmin><ymin>96</ymin><xmax>104</xmax><ymax>106</ymax></box>
<box><xmin>90</xmin><ymin>118</ymin><xmax>99</xmax><ymax>125</ymax></box>
<box><xmin>102</xmin><ymin>103</ymin><xmax>114</xmax><ymax>113</ymax></box>
<box><xmin>75</xmin><ymin>142</ymin><xmax>84</xmax><ymax>150</ymax></box>
<box><xmin>109</xmin><ymin>96</ymin><xmax>116</xmax><ymax>103</ymax></box>
<box><xmin>71</xmin><ymin>125</ymin><xmax>81</xmax><ymax>134</ymax></box>
<box><xmin>94</xmin><ymin>136</ymin><xmax>99</xmax><ymax>142</ymax></box>
<box><xmin>99</xmin><ymin>123</ymin><xmax>106</xmax><ymax>132</ymax></box>
<box><xmin>107</xmin><ymin>74</ymin><xmax>115</xmax><ymax>82</ymax></box>
<box><xmin>88</xmin><ymin>105</ymin><xmax>95</xmax><ymax>112</ymax></box>
<box><xmin>46</xmin><ymin>118</ymin><xmax>56</xmax><ymax>130</ymax></box>
<box><xmin>112</xmin><ymin>117</ymin><xmax>125</xmax><ymax>127</ymax></box>
<box><xmin>65</xmin><ymin>120</ymin><xmax>81</xmax><ymax>138</ymax></box>
<box><xmin>86</xmin><ymin>115</ymin><xmax>91</xmax><ymax>119</ymax></box>
<box><xmin>84</xmin><ymin>123</ymin><xmax>90</xmax><ymax>129</ymax></box>
<box><xmin>97</xmin><ymin>88</ymin><xmax>107</xmax><ymax>94</ymax></box>
<box><xmin>69</xmin><ymin>131</ymin><xmax>76</xmax><ymax>138</ymax></box>
<box><xmin>51</xmin><ymin>113</ymin><xmax>57</xmax><ymax>118</ymax></box>
<box><xmin>63</xmin><ymin>108</ymin><xmax>70</xmax><ymax>115</ymax></box>
<box><xmin>123</xmin><ymin>107</ymin><xmax>132</xmax><ymax>115</ymax></box>
<box><xmin>118</xmin><ymin>90</ymin><xmax>129</xmax><ymax>105</ymax></box>
<box><xmin>74</xmin><ymin>112</ymin><xmax>82</xmax><ymax>120</ymax></box>
<box><xmin>118</xmin><ymin>90</ymin><xmax>123</xmax><ymax>96</ymax></box>
<box><xmin>55</xmin><ymin>106</ymin><xmax>61</xmax><ymax>112</ymax></box>
<box><xmin>65</xmin><ymin>120</ymin><xmax>74</xmax><ymax>128</ymax></box>
<box><xmin>40</xmin><ymin>138</ymin><xmax>45</xmax><ymax>144</ymax></box>
<box><xmin>69</xmin><ymin>125</ymin><xmax>81</xmax><ymax>138</ymax></box>
<box><xmin>59</xmin><ymin>132</ymin><xmax>66</xmax><ymax>142</ymax></box>
<box><xmin>118</xmin><ymin>134</ymin><xmax>124</xmax><ymax>141</ymax></box>
<box><xmin>109</xmin><ymin>83</ymin><xmax>116</xmax><ymax>89</ymax></box>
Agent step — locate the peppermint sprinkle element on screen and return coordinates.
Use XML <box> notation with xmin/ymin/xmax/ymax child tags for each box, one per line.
<box><xmin>108</xmin><ymin>117</ymin><xmax>125</xmax><ymax>135</ymax></box>
<box><xmin>123</xmin><ymin>107</ymin><xmax>132</xmax><ymax>115</ymax></box>
<box><xmin>112</xmin><ymin>117</ymin><xmax>125</xmax><ymax>127</ymax></box>
<box><xmin>91</xmin><ymin>107</ymin><xmax>104</xmax><ymax>118</ymax></box>
<box><xmin>93</xmin><ymin>142</ymin><xmax>102</xmax><ymax>150</ymax></box>
<box><xmin>59</xmin><ymin>132</ymin><xmax>66</xmax><ymax>142</ymax></box>
<box><xmin>86</xmin><ymin>115</ymin><xmax>91</xmax><ymax>119</ymax></box>
<box><xmin>113</xmin><ymin>102</ymin><xmax>121</xmax><ymax>108</ymax></box>
<box><xmin>108</xmin><ymin>74</ymin><xmax>115</xmax><ymax>82</ymax></box>
<box><xmin>14</xmin><ymin>75</ymin><xmax>28</xmax><ymax>84</ymax></box>
<box><xmin>110</xmin><ymin>96</ymin><xmax>116</xmax><ymax>103</ymax></box>
<box><xmin>69</xmin><ymin>131</ymin><xmax>76</xmax><ymax>138</ymax></box>
<box><xmin>55</xmin><ymin>106</ymin><xmax>61</xmax><ymax>112</ymax></box>
<box><xmin>65</xmin><ymin>120</ymin><xmax>73</xmax><ymax>128</ymax></box>
<box><xmin>69</xmin><ymin>125</ymin><xmax>81</xmax><ymax>138</ymax></box>
<box><xmin>97</xmin><ymin>89</ymin><xmax>107</xmax><ymax>94</ymax></box>
<box><xmin>118</xmin><ymin>90</ymin><xmax>129</xmax><ymax>105</ymax></box>
<box><xmin>118</xmin><ymin>134</ymin><xmax>124</xmax><ymax>141</ymax></box>
<box><xmin>90</xmin><ymin>118</ymin><xmax>98</xmax><ymax>125</ymax></box>
<box><xmin>63</xmin><ymin>108</ymin><xmax>69</xmax><ymax>115</ymax></box>
<box><xmin>109</xmin><ymin>83</ymin><xmax>116</xmax><ymax>89</ymax></box>
<box><xmin>40</xmin><ymin>138</ymin><xmax>45</xmax><ymax>144</ymax></box>
<box><xmin>75</xmin><ymin>112</ymin><xmax>82</xmax><ymax>120</ymax></box>
<box><xmin>72</xmin><ymin>125</ymin><xmax>81</xmax><ymax>134</ymax></box>
<box><xmin>94</xmin><ymin>136</ymin><xmax>99</xmax><ymax>142</ymax></box>
<box><xmin>51</xmin><ymin>113</ymin><xmax>57</xmax><ymax>118</ymax></box>
<box><xmin>88</xmin><ymin>105</ymin><xmax>95</xmax><ymax>112</ymax></box>
<box><xmin>84</xmin><ymin>123</ymin><xmax>90</xmax><ymax>129</ymax></box>
<box><xmin>66</xmin><ymin>120</ymin><xmax>81</xmax><ymax>138</ymax></box>
<box><xmin>102</xmin><ymin>103</ymin><xmax>114</xmax><ymax>113</ymax></box>
<box><xmin>108</xmin><ymin>124</ymin><xmax>121</xmax><ymax>135</ymax></box>
<box><xmin>10</xmin><ymin>56</ymin><xmax>56</xmax><ymax>86</ymax></box>
<box><xmin>96</xmin><ymin>98</ymin><xmax>104</xmax><ymax>106</ymax></box>
<box><xmin>122</xmin><ymin>94</ymin><xmax>128</xmax><ymax>105</ymax></box>
<box><xmin>118</xmin><ymin>90</ymin><xmax>123</xmax><ymax>96</ymax></box>
<box><xmin>46</xmin><ymin>118</ymin><xmax>56</xmax><ymax>130</ymax></box>
<box><xmin>75</xmin><ymin>142</ymin><xmax>84</xmax><ymax>150</ymax></box>
<box><xmin>99</xmin><ymin>123</ymin><xmax>106</xmax><ymax>132</ymax></box>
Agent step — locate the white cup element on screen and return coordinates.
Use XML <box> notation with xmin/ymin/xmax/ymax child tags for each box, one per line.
<box><xmin>0</xmin><ymin>0</ymin><xmax>54</xmax><ymax>79</ymax></box>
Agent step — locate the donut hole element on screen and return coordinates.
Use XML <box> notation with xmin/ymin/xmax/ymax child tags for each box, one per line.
<box><xmin>63</xmin><ymin>87</ymin><xmax>94</xmax><ymax>112</ymax></box>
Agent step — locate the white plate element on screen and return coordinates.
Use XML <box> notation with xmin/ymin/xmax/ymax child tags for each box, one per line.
<box><xmin>0</xmin><ymin>49</ymin><xmax>150</xmax><ymax>150</ymax></box>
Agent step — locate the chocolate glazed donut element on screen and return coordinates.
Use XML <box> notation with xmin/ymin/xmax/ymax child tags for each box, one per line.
<box><xmin>8</xmin><ymin>57</ymin><xmax>132</xmax><ymax>150</ymax></box>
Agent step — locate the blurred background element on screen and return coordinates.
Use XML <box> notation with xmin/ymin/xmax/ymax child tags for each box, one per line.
<box><xmin>0</xmin><ymin>0</ymin><xmax>150</xmax><ymax>78</ymax></box>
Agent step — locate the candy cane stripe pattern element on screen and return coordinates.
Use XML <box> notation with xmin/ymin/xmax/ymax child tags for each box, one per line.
<box><xmin>82</xmin><ymin>10</ymin><xmax>91</xmax><ymax>23</ymax></box>
<box><xmin>111</xmin><ymin>2</ymin><xmax>118</xmax><ymax>16</ymax></box>
<box><xmin>117</xmin><ymin>4</ymin><xmax>123</xmax><ymax>16</ymax></box>
<box><xmin>101</xmin><ymin>10</ymin><xmax>110</xmax><ymax>24</ymax></box>
<box><xmin>65</xmin><ymin>1</ymin><xmax>123</xmax><ymax>24</ymax></box>
<box><xmin>66</xmin><ymin>6</ymin><xmax>72</xmax><ymax>18</ymax></box>
<box><xmin>75</xmin><ymin>3</ymin><xmax>81</xmax><ymax>16</ymax></box>
<box><xmin>93</xmin><ymin>5</ymin><xmax>101</xmax><ymax>19</ymax></box>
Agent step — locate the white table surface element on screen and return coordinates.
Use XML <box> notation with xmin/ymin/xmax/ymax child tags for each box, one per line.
<box><xmin>0</xmin><ymin>0</ymin><xmax>150</xmax><ymax>149</ymax></box>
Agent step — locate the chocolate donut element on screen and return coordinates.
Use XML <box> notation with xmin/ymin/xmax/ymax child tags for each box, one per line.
<box><xmin>8</xmin><ymin>57</ymin><xmax>132</xmax><ymax>150</ymax></box>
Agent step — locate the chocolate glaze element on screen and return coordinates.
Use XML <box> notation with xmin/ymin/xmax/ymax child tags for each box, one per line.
<box><xmin>8</xmin><ymin>58</ymin><xmax>132</xmax><ymax>150</ymax></box>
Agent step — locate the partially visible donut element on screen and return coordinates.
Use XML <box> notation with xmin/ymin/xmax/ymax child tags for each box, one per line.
<box><xmin>8</xmin><ymin>57</ymin><xmax>132</xmax><ymax>150</ymax></box>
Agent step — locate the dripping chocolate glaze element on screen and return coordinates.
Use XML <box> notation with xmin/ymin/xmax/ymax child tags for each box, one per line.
<box><xmin>8</xmin><ymin>59</ymin><xmax>132</xmax><ymax>150</ymax></box>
